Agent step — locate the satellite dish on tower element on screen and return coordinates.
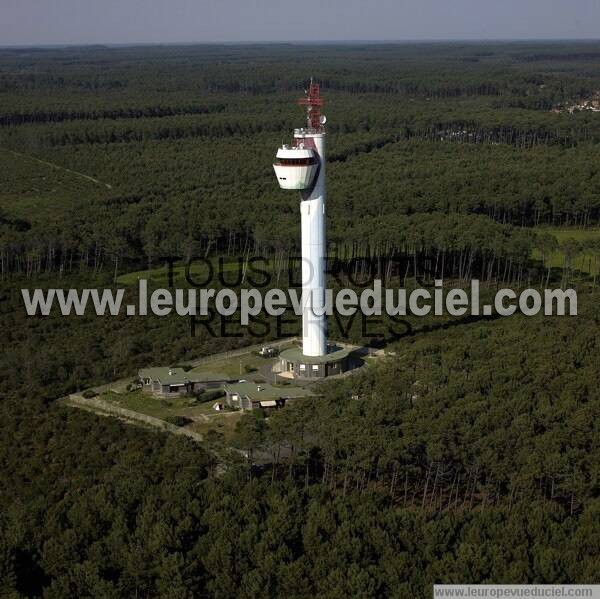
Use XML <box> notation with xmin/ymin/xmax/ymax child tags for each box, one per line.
<box><xmin>320</xmin><ymin>115</ymin><xmax>327</xmax><ymax>125</ymax></box>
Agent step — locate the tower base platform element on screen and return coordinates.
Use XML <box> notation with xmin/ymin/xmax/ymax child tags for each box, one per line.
<box><xmin>278</xmin><ymin>344</ymin><xmax>358</xmax><ymax>379</ymax></box>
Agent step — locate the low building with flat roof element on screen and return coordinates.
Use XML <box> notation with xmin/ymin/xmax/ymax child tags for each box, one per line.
<box><xmin>224</xmin><ymin>381</ymin><xmax>313</xmax><ymax>411</ymax></box>
<box><xmin>138</xmin><ymin>367</ymin><xmax>229</xmax><ymax>397</ymax></box>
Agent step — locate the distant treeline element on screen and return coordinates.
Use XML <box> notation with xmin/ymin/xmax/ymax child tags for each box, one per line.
<box><xmin>0</xmin><ymin>103</ymin><xmax>226</xmax><ymax>126</ymax></box>
<box><xmin>3</xmin><ymin>114</ymin><xmax>597</xmax><ymax>153</ymax></box>
<box><xmin>0</xmin><ymin>213</ymin><xmax>549</xmax><ymax>289</ymax></box>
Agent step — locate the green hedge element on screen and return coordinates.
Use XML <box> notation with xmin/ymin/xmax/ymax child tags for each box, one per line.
<box><xmin>196</xmin><ymin>389</ymin><xmax>226</xmax><ymax>404</ymax></box>
<box><xmin>164</xmin><ymin>415</ymin><xmax>193</xmax><ymax>427</ymax></box>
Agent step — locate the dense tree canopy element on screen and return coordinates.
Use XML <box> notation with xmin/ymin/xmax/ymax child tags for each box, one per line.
<box><xmin>1</xmin><ymin>42</ymin><xmax>599</xmax><ymax>597</ymax></box>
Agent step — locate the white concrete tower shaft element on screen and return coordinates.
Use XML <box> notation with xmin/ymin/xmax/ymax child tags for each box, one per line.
<box><xmin>298</xmin><ymin>131</ymin><xmax>327</xmax><ymax>357</ymax></box>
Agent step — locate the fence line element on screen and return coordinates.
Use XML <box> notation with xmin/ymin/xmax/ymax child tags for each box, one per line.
<box><xmin>66</xmin><ymin>394</ymin><xmax>205</xmax><ymax>442</ymax></box>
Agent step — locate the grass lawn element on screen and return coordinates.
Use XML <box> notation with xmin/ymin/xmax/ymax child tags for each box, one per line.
<box><xmin>536</xmin><ymin>227</ymin><xmax>600</xmax><ymax>243</ymax></box>
<box><xmin>117</xmin><ymin>259</ymin><xmax>257</xmax><ymax>286</ymax></box>
<box><xmin>100</xmin><ymin>389</ymin><xmax>242</xmax><ymax>441</ymax></box>
<box><xmin>532</xmin><ymin>227</ymin><xmax>600</xmax><ymax>275</ymax></box>
<box><xmin>188</xmin><ymin>412</ymin><xmax>243</xmax><ymax>442</ymax></box>
<box><xmin>102</xmin><ymin>390</ymin><xmax>198</xmax><ymax>419</ymax></box>
<box><xmin>189</xmin><ymin>351</ymin><xmax>276</xmax><ymax>380</ymax></box>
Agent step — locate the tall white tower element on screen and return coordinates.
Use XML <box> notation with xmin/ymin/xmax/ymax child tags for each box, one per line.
<box><xmin>298</xmin><ymin>129</ymin><xmax>326</xmax><ymax>356</ymax></box>
<box><xmin>273</xmin><ymin>81</ymin><xmax>327</xmax><ymax>358</ymax></box>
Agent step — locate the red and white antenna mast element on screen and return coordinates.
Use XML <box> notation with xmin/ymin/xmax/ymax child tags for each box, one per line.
<box><xmin>298</xmin><ymin>78</ymin><xmax>325</xmax><ymax>130</ymax></box>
